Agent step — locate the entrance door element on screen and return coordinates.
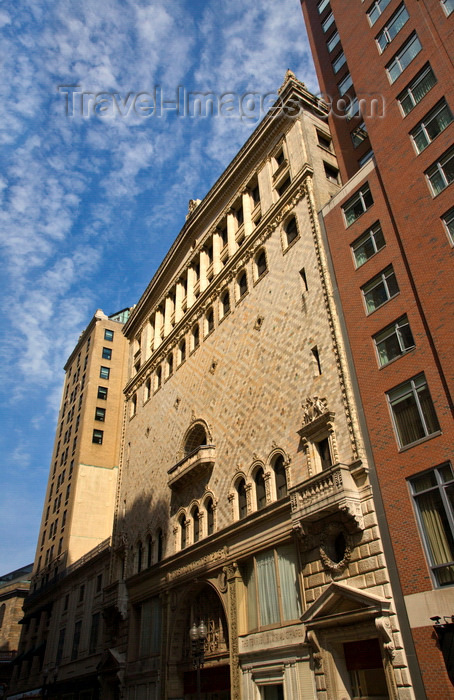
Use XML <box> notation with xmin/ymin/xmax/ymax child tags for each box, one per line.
<box><xmin>343</xmin><ymin>639</ymin><xmax>390</xmax><ymax>699</ymax></box>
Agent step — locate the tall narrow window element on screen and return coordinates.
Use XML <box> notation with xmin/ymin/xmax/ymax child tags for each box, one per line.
<box><xmin>192</xmin><ymin>506</ymin><xmax>200</xmax><ymax>543</ymax></box>
<box><xmin>255</xmin><ymin>468</ymin><xmax>267</xmax><ymax>510</ymax></box>
<box><xmin>157</xmin><ymin>528</ymin><xmax>163</xmax><ymax>562</ymax></box>
<box><xmin>179</xmin><ymin>514</ymin><xmax>187</xmax><ymax>550</ymax></box>
<box><xmin>284</xmin><ymin>217</ymin><xmax>298</xmax><ymax>246</ymax></box>
<box><xmin>205</xmin><ymin>497</ymin><xmax>214</xmax><ymax>535</ymax></box>
<box><xmin>410</xmin><ymin>464</ymin><xmax>454</xmax><ymax>586</ymax></box>
<box><xmin>274</xmin><ymin>455</ymin><xmax>288</xmax><ymax>498</ymax></box>
<box><xmin>192</xmin><ymin>323</ymin><xmax>200</xmax><ymax>350</ymax></box>
<box><xmin>237</xmin><ymin>479</ymin><xmax>247</xmax><ymax>519</ymax></box>
<box><xmin>256</xmin><ymin>250</ymin><xmax>267</xmax><ymax>278</ymax></box>
<box><xmin>238</xmin><ymin>272</ymin><xmax>248</xmax><ymax>298</ymax></box>
<box><xmin>221</xmin><ymin>290</ymin><xmax>230</xmax><ymax>317</ymax></box>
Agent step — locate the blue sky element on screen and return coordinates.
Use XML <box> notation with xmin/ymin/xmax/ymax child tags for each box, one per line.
<box><xmin>0</xmin><ymin>0</ymin><xmax>317</xmax><ymax>575</ymax></box>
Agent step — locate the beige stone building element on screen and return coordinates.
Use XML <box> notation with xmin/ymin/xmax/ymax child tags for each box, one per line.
<box><xmin>0</xmin><ymin>565</ymin><xmax>32</xmax><ymax>696</ymax></box>
<box><xmin>100</xmin><ymin>73</ymin><xmax>417</xmax><ymax>700</ymax></box>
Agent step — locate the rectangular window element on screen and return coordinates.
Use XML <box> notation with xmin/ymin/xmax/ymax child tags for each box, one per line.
<box><xmin>92</xmin><ymin>429</ymin><xmax>103</xmax><ymax>445</ymax></box>
<box><xmin>376</xmin><ymin>4</ymin><xmax>409</xmax><ymax>53</ymax></box>
<box><xmin>346</xmin><ymin>95</ymin><xmax>360</xmax><ymax>120</ymax></box>
<box><xmin>442</xmin><ymin>208</ymin><xmax>454</xmax><ymax>244</ymax></box>
<box><xmin>88</xmin><ymin>612</ymin><xmax>101</xmax><ymax>654</ymax></box>
<box><xmin>410</xmin><ymin>464</ymin><xmax>454</xmax><ymax>586</ymax></box>
<box><xmin>71</xmin><ymin>620</ymin><xmax>81</xmax><ymax>660</ymax></box>
<box><xmin>243</xmin><ymin>544</ymin><xmax>301</xmax><ymax>631</ymax></box>
<box><xmin>374</xmin><ymin>315</ymin><xmax>415</xmax><ymax>366</ymax></box>
<box><xmin>324</xmin><ymin>162</ymin><xmax>339</xmax><ymax>183</ymax></box>
<box><xmin>104</xmin><ymin>329</ymin><xmax>114</xmax><ymax>341</ymax></box>
<box><xmin>362</xmin><ymin>265</ymin><xmax>399</xmax><ymax>313</ymax></box>
<box><xmin>351</xmin><ymin>121</ymin><xmax>368</xmax><ymax>148</ymax></box>
<box><xmin>95</xmin><ymin>407</ymin><xmax>106</xmax><ymax>422</ymax></box>
<box><xmin>367</xmin><ymin>0</ymin><xmax>392</xmax><ymax>25</ymax></box>
<box><xmin>100</xmin><ymin>366</ymin><xmax>110</xmax><ymax>379</ymax></box>
<box><xmin>425</xmin><ymin>146</ymin><xmax>454</xmax><ymax>196</ymax></box>
<box><xmin>441</xmin><ymin>0</ymin><xmax>454</xmax><ymax>15</ymax></box>
<box><xmin>322</xmin><ymin>11</ymin><xmax>335</xmax><ymax>32</ymax></box>
<box><xmin>332</xmin><ymin>51</ymin><xmax>347</xmax><ymax>73</ymax></box>
<box><xmin>388</xmin><ymin>373</ymin><xmax>440</xmax><ymax>447</ymax></box>
<box><xmin>411</xmin><ymin>99</ymin><xmax>453</xmax><ymax>153</ymax></box>
<box><xmin>139</xmin><ymin>597</ymin><xmax>162</xmax><ymax>657</ymax></box>
<box><xmin>338</xmin><ymin>72</ymin><xmax>353</xmax><ymax>96</ymax></box>
<box><xmin>343</xmin><ymin>183</ymin><xmax>374</xmax><ymax>226</ymax></box>
<box><xmin>397</xmin><ymin>64</ymin><xmax>437</xmax><ymax>116</ymax></box>
<box><xmin>102</xmin><ymin>347</ymin><xmax>112</xmax><ymax>360</ymax></box>
<box><xmin>97</xmin><ymin>386</ymin><xmax>108</xmax><ymax>400</ymax></box>
<box><xmin>386</xmin><ymin>33</ymin><xmax>422</xmax><ymax>83</ymax></box>
<box><xmin>318</xmin><ymin>0</ymin><xmax>330</xmax><ymax>13</ymax></box>
<box><xmin>56</xmin><ymin>628</ymin><xmax>66</xmax><ymax>664</ymax></box>
<box><xmin>327</xmin><ymin>30</ymin><xmax>340</xmax><ymax>52</ymax></box>
<box><xmin>358</xmin><ymin>148</ymin><xmax>375</xmax><ymax>167</ymax></box>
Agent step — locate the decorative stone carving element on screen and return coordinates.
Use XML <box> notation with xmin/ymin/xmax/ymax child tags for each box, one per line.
<box><xmin>376</xmin><ymin>615</ymin><xmax>396</xmax><ymax>659</ymax></box>
<box><xmin>302</xmin><ymin>396</ymin><xmax>328</xmax><ymax>424</ymax></box>
<box><xmin>319</xmin><ymin>521</ymin><xmax>353</xmax><ymax>574</ymax></box>
<box><xmin>306</xmin><ymin>629</ymin><xmax>323</xmax><ymax>669</ymax></box>
<box><xmin>186</xmin><ymin>198</ymin><xmax>201</xmax><ymax>218</ymax></box>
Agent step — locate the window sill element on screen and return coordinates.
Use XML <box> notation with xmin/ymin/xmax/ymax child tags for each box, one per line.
<box><xmin>364</xmin><ymin>292</ymin><xmax>399</xmax><ymax>316</ymax></box>
<box><xmin>398</xmin><ymin>430</ymin><xmax>442</xmax><ymax>452</ymax></box>
<box><xmin>344</xmin><ymin>204</ymin><xmax>373</xmax><ymax>229</ymax></box>
<box><xmin>219</xmin><ymin>309</ymin><xmax>231</xmax><ymax>325</ymax></box>
<box><xmin>282</xmin><ymin>235</ymin><xmax>300</xmax><ymax>255</ymax></box>
<box><xmin>253</xmin><ymin>268</ymin><xmax>269</xmax><ymax>287</ymax></box>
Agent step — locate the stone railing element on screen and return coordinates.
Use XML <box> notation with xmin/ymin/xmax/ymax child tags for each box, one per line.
<box><xmin>168</xmin><ymin>445</ymin><xmax>216</xmax><ymax>489</ymax></box>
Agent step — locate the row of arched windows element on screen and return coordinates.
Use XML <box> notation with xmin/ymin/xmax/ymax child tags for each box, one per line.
<box><xmin>177</xmin><ymin>495</ymin><xmax>215</xmax><ymax>551</ymax></box>
<box><xmin>135</xmin><ymin>528</ymin><xmax>164</xmax><ymax>574</ymax></box>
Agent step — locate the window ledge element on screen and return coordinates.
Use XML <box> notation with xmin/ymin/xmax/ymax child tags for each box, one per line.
<box><xmin>398</xmin><ymin>430</ymin><xmax>442</xmax><ymax>453</ymax></box>
<box><xmin>377</xmin><ymin>345</ymin><xmax>416</xmax><ymax>369</ymax></box>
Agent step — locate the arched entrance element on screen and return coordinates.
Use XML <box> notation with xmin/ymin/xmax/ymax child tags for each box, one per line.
<box><xmin>168</xmin><ymin>582</ymin><xmax>230</xmax><ymax>700</ymax></box>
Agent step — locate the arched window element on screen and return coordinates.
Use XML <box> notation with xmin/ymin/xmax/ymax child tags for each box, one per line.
<box><xmin>205</xmin><ymin>497</ymin><xmax>214</xmax><ymax>535</ymax></box>
<box><xmin>238</xmin><ymin>272</ymin><xmax>248</xmax><ymax>298</ymax></box>
<box><xmin>145</xmin><ymin>377</ymin><xmax>151</xmax><ymax>402</ymax></box>
<box><xmin>256</xmin><ymin>250</ymin><xmax>267</xmax><ymax>278</ymax></box>
<box><xmin>184</xmin><ymin>424</ymin><xmax>207</xmax><ymax>455</ymax></box>
<box><xmin>206</xmin><ymin>308</ymin><xmax>214</xmax><ymax>335</ymax></box>
<box><xmin>192</xmin><ymin>506</ymin><xmax>200</xmax><ymax>543</ymax></box>
<box><xmin>131</xmin><ymin>393</ymin><xmax>137</xmax><ymax>417</ymax></box>
<box><xmin>179</xmin><ymin>514</ymin><xmax>187</xmax><ymax>550</ymax></box>
<box><xmin>274</xmin><ymin>455</ymin><xmax>288</xmax><ymax>498</ymax></box>
<box><xmin>155</xmin><ymin>366</ymin><xmax>162</xmax><ymax>390</ymax></box>
<box><xmin>179</xmin><ymin>339</ymin><xmax>186</xmax><ymax>365</ymax></box>
<box><xmin>221</xmin><ymin>290</ymin><xmax>230</xmax><ymax>317</ymax></box>
<box><xmin>237</xmin><ymin>478</ymin><xmax>247</xmax><ymax>519</ymax></box>
<box><xmin>137</xmin><ymin>540</ymin><xmax>143</xmax><ymax>573</ymax></box>
<box><xmin>192</xmin><ymin>323</ymin><xmax>200</xmax><ymax>350</ymax></box>
<box><xmin>167</xmin><ymin>352</ymin><xmax>173</xmax><ymax>377</ymax></box>
<box><xmin>285</xmin><ymin>217</ymin><xmax>298</xmax><ymax>246</ymax></box>
<box><xmin>254</xmin><ymin>468</ymin><xmax>266</xmax><ymax>510</ymax></box>
<box><xmin>157</xmin><ymin>528</ymin><xmax>163</xmax><ymax>562</ymax></box>
<box><xmin>0</xmin><ymin>604</ymin><xmax>5</xmax><ymax>629</ymax></box>
<box><xmin>146</xmin><ymin>535</ymin><xmax>153</xmax><ymax>568</ymax></box>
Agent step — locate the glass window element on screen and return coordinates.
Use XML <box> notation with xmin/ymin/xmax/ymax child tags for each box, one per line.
<box><xmin>343</xmin><ymin>184</ymin><xmax>374</xmax><ymax>226</ymax></box>
<box><xmin>285</xmin><ymin>217</ymin><xmax>298</xmax><ymax>246</ymax></box>
<box><xmin>351</xmin><ymin>121</ymin><xmax>368</xmax><ymax>148</ymax></box>
<box><xmin>332</xmin><ymin>51</ymin><xmax>347</xmax><ymax>73</ymax></box>
<box><xmin>243</xmin><ymin>545</ymin><xmax>301</xmax><ymax>631</ymax></box>
<box><xmin>92</xmin><ymin>429</ymin><xmax>103</xmax><ymax>444</ymax></box>
<box><xmin>238</xmin><ymin>272</ymin><xmax>248</xmax><ymax>298</ymax></box>
<box><xmin>100</xmin><ymin>366</ymin><xmax>110</xmax><ymax>379</ymax></box>
<box><xmin>426</xmin><ymin>146</ymin><xmax>454</xmax><ymax>195</ymax></box>
<box><xmin>95</xmin><ymin>407</ymin><xmax>106</xmax><ymax>421</ymax></box>
<box><xmin>274</xmin><ymin>455</ymin><xmax>288</xmax><ymax>498</ymax></box>
<box><xmin>376</xmin><ymin>4</ymin><xmax>409</xmax><ymax>53</ymax></box>
<box><xmin>358</xmin><ymin>148</ymin><xmax>374</xmax><ymax>167</ymax></box>
<box><xmin>88</xmin><ymin>612</ymin><xmax>100</xmax><ymax>654</ymax></box>
<box><xmin>97</xmin><ymin>386</ymin><xmax>108</xmax><ymax>400</ymax></box>
<box><xmin>386</xmin><ymin>33</ymin><xmax>422</xmax><ymax>83</ymax></box>
<box><xmin>397</xmin><ymin>64</ymin><xmax>437</xmax><ymax>116</ymax></box>
<box><xmin>411</xmin><ymin>464</ymin><xmax>454</xmax><ymax>587</ymax></box>
<box><xmin>221</xmin><ymin>289</ymin><xmax>230</xmax><ymax>317</ymax></box>
<box><xmin>139</xmin><ymin>597</ymin><xmax>162</xmax><ymax>657</ymax></box>
<box><xmin>256</xmin><ymin>250</ymin><xmax>267</xmax><ymax>278</ymax></box>
<box><xmin>362</xmin><ymin>265</ymin><xmax>399</xmax><ymax>313</ymax></box>
<box><xmin>411</xmin><ymin>99</ymin><xmax>453</xmax><ymax>153</ymax></box>
<box><xmin>388</xmin><ymin>373</ymin><xmax>440</xmax><ymax>447</ymax></box>
<box><xmin>318</xmin><ymin>0</ymin><xmax>330</xmax><ymax>13</ymax></box>
<box><xmin>237</xmin><ymin>479</ymin><xmax>247</xmax><ymax>519</ymax></box>
<box><xmin>104</xmin><ymin>329</ymin><xmax>114</xmax><ymax>341</ymax></box>
<box><xmin>441</xmin><ymin>0</ymin><xmax>454</xmax><ymax>15</ymax></box>
<box><xmin>327</xmin><ymin>30</ymin><xmax>340</xmax><ymax>52</ymax></box>
<box><xmin>102</xmin><ymin>347</ymin><xmax>112</xmax><ymax>360</ymax></box>
<box><xmin>192</xmin><ymin>323</ymin><xmax>200</xmax><ymax>349</ymax></box>
<box><xmin>338</xmin><ymin>72</ymin><xmax>353</xmax><ymax>96</ymax></box>
<box><xmin>442</xmin><ymin>208</ymin><xmax>454</xmax><ymax>244</ymax></box>
<box><xmin>374</xmin><ymin>315</ymin><xmax>415</xmax><ymax>366</ymax></box>
<box><xmin>352</xmin><ymin>222</ymin><xmax>385</xmax><ymax>267</ymax></box>
<box><xmin>346</xmin><ymin>95</ymin><xmax>360</xmax><ymax>120</ymax></box>
<box><xmin>367</xmin><ymin>0</ymin><xmax>392</xmax><ymax>25</ymax></box>
<box><xmin>255</xmin><ymin>468</ymin><xmax>267</xmax><ymax>510</ymax></box>
<box><xmin>322</xmin><ymin>11</ymin><xmax>335</xmax><ymax>32</ymax></box>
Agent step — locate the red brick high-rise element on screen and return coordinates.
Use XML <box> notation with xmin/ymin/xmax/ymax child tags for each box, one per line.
<box><xmin>300</xmin><ymin>0</ymin><xmax>454</xmax><ymax>697</ymax></box>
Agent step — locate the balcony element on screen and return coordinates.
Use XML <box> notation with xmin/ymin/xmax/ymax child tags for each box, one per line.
<box><xmin>168</xmin><ymin>445</ymin><xmax>216</xmax><ymax>489</ymax></box>
<box><xmin>291</xmin><ymin>463</ymin><xmax>364</xmax><ymax>532</ymax></box>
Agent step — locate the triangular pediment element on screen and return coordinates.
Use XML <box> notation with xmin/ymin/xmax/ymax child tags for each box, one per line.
<box><xmin>97</xmin><ymin>647</ymin><xmax>125</xmax><ymax>673</ymax></box>
<box><xmin>301</xmin><ymin>582</ymin><xmax>391</xmax><ymax>626</ymax></box>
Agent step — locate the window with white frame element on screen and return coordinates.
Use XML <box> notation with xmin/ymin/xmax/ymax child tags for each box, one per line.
<box><xmin>342</xmin><ymin>183</ymin><xmax>373</xmax><ymax>226</ymax></box>
<box><xmin>367</xmin><ymin>0</ymin><xmax>392</xmax><ymax>25</ymax></box>
<box><xmin>410</xmin><ymin>464</ymin><xmax>454</xmax><ymax>586</ymax></box>
<box><xmin>425</xmin><ymin>146</ymin><xmax>454</xmax><ymax>196</ymax></box>
<box><xmin>441</xmin><ymin>0</ymin><xmax>454</xmax><ymax>15</ymax></box>
<box><xmin>338</xmin><ymin>72</ymin><xmax>353</xmax><ymax>96</ymax></box>
<box><xmin>322</xmin><ymin>11</ymin><xmax>335</xmax><ymax>32</ymax></box>
<box><xmin>373</xmin><ymin>315</ymin><xmax>415</xmax><ymax>366</ymax></box>
<box><xmin>327</xmin><ymin>30</ymin><xmax>340</xmax><ymax>52</ymax></box>
<box><xmin>397</xmin><ymin>63</ymin><xmax>437</xmax><ymax>116</ymax></box>
<box><xmin>332</xmin><ymin>50</ymin><xmax>347</xmax><ymax>73</ymax></box>
<box><xmin>318</xmin><ymin>0</ymin><xmax>330</xmax><ymax>13</ymax></box>
<box><xmin>442</xmin><ymin>208</ymin><xmax>454</xmax><ymax>244</ymax></box>
<box><xmin>242</xmin><ymin>544</ymin><xmax>302</xmax><ymax>631</ymax></box>
<box><xmin>376</xmin><ymin>3</ymin><xmax>409</xmax><ymax>53</ymax></box>
<box><xmin>410</xmin><ymin>99</ymin><xmax>453</xmax><ymax>153</ymax></box>
<box><xmin>362</xmin><ymin>265</ymin><xmax>399</xmax><ymax>313</ymax></box>
<box><xmin>386</xmin><ymin>33</ymin><xmax>422</xmax><ymax>83</ymax></box>
<box><xmin>352</xmin><ymin>222</ymin><xmax>385</xmax><ymax>268</ymax></box>
<box><xmin>388</xmin><ymin>373</ymin><xmax>440</xmax><ymax>448</ymax></box>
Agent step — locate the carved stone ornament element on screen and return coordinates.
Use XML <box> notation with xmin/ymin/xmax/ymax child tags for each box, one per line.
<box><xmin>302</xmin><ymin>396</ymin><xmax>328</xmax><ymax>424</ymax></box>
<box><xmin>319</xmin><ymin>521</ymin><xmax>353</xmax><ymax>574</ymax></box>
<box><xmin>375</xmin><ymin>615</ymin><xmax>396</xmax><ymax>659</ymax></box>
<box><xmin>186</xmin><ymin>198</ymin><xmax>201</xmax><ymax>218</ymax></box>
<box><xmin>306</xmin><ymin>629</ymin><xmax>323</xmax><ymax>669</ymax></box>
